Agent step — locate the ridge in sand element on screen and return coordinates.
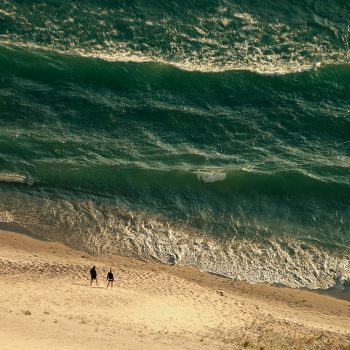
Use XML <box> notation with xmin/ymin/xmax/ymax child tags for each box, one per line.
<box><xmin>0</xmin><ymin>229</ymin><xmax>349</xmax><ymax>350</ymax></box>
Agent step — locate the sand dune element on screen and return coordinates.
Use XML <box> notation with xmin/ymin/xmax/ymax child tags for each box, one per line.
<box><xmin>0</xmin><ymin>229</ymin><xmax>349</xmax><ymax>350</ymax></box>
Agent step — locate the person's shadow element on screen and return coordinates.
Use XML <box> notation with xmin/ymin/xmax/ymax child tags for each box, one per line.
<box><xmin>73</xmin><ymin>282</ymin><xmax>104</xmax><ymax>288</ymax></box>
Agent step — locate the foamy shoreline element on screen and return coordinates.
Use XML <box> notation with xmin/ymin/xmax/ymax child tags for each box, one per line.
<box><xmin>0</xmin><ymin>229</ymin><xmax>349</xmax><ymax>350</ymax></box>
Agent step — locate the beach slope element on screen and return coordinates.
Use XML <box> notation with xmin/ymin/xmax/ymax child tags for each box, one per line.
<box><xmin>0</xmin><ymin>229</ymin><xmax>349</xmax><ymax>350</ymax></box>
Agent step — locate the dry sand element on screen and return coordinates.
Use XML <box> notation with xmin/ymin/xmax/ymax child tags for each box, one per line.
<box><xmin>0</xmin><ymin>229</ymin><xmax>349</xmax><ymax>350</ymax></box>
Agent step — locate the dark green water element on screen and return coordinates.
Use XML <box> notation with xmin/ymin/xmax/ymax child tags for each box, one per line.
<box><xmin>0</xmin><ymin>0</ymin><xmax>350</xmax><ymax>288</ymax></box>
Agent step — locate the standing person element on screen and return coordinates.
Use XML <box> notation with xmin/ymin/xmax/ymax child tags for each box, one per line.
<box><xmin>106</xmin><ymin>268</ymin><xmax>115</xmax><ymax>288</ymax></box>
<box><xmin>90</xmin><ymin>265</ymin><xmax>98</xmax><ymax>286</ymax></box>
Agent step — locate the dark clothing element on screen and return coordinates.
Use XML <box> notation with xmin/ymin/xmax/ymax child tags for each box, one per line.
<box><xmin>107</xmin><ymin>272</ymin><xmax>114</xmax><ymax>281</ymax></box>
<box><xmin>90</xmin><ymin>268</ymin><xmax>97</xmax><ymax>279</ymax></box>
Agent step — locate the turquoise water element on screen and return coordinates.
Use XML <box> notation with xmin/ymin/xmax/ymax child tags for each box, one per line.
<box><xmin>0</xmin><ymin>0</ymin><xmax>349</xmax><ymax>289</ymax></box>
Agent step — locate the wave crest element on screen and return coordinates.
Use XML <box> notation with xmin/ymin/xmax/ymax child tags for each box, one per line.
<box><xmin>0</xmin><ymin>172</ymin><xmax>30</xmax><ymax>185</ymax></box>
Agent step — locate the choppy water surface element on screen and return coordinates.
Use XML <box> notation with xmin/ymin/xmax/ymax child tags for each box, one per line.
<box><xmin>0</xmin><ymin>0</ymin><xmax>350</xmax><ymax>289</ymax></box>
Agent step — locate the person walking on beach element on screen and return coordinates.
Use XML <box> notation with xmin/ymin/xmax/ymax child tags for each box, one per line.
<box><xmin>106</xmin><ymin>268</ymin><xmax>115</xmax><ymax>288</ymax></box>
<box><xmin>90</xmin><ymin>265</ymin><xmax>98</xmax><ymax>286</ymax></box>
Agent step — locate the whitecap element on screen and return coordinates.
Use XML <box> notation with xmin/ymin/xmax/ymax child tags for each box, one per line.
<box><xmin>197</xmin><ymin>171</ymin><xmax>226</xmax><ymax>183</ymax></box>
<box><xmin>0</xmin><ymin>172</ymin><xmax>27</xmax><ymax>184</ymax></box>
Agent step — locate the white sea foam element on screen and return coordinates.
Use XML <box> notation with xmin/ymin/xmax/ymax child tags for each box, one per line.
<box><xmin>0</xmin><ymin>172</ymin><xmax>27</xmax><ymax>184</ymax></box>
<box><xmin>0</xmin><ymin>190</ymin><xmax>349</xmax><ymax>289</ymax></box>
<box><xmin>0</xmin><ymin>9</ymin><xmax>14</xmax><ymax>18</ymax></box>
<box><xmin>0</xmin><ymin>39</ymin><xmax>342</xmax><ymax>75</ymax></box>
<box><xmin>79</xmin><ymin>210</ymin><xmax>350</xmax><ymax>290</ymax></box>
<box><xmin>2</xmin><ymin>0</ymin><xmax>350</xmax><ymax>75</ymax></box>
<box><xmin>233</xmin><ymin>12</ymin><xmax>257</xmax><ymax>24</ymax></box>
<box><xmin>197</xmin><ymin>171</ymin><xmax>227</xmax><ymax>183</ymax></box>
<box><xmin>0</xmin><ymin>210</ymin><xmax>14</xmax><ymax>223</ymax></box>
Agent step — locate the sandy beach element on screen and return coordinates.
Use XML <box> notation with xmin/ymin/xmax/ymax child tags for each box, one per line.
<box><xmin>0</xmin><ymin>229</ymin><xmax>349</xmax><ymax>350</ymax></box>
